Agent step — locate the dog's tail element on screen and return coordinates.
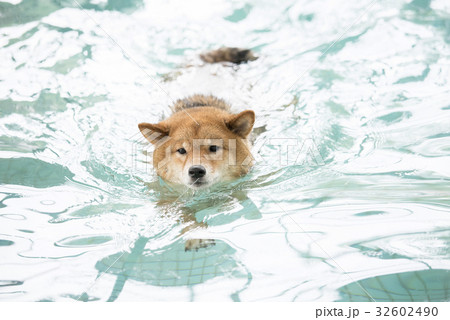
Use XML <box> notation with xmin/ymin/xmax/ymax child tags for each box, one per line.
<box><xmin>200</xmin><ymin>47</ymin><xmax>257</xmax><ymax>64</ymax></box>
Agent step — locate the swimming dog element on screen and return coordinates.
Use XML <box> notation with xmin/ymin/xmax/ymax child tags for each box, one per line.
<box><xmin>138</xmin><ymin>48</ymin><xmax>257</xmax><ymax>189</ymax></box>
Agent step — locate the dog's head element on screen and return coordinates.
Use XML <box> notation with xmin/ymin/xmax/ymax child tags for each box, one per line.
<box><xmin>138</xmin><ymin>107</ymin><xmax>255</xmax><ymax>189</ymax></box>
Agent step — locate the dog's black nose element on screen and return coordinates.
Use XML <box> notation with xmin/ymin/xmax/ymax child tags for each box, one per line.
<box><xmin>188</xmin><ymin>165</ymin><xmax>206</xmax><ymax>179</ymax></box>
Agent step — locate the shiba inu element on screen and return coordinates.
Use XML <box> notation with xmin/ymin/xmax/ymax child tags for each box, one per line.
<box><xmin>138</xmin><ymin>48</ymin><xmax>257</xmax><ymax>190</ymax></box>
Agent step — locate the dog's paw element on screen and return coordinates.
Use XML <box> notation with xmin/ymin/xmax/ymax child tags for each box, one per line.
<box><xmin>184</xmin><ymin>239</ymin><xmax>216</xmax><ymax>251</ymax></box>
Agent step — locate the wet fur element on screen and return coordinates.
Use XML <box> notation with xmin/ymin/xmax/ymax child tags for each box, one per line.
<box><xmin>200</xmin><ymin>47</ymin><xmax>257</xmax><ymax>64</ymax></box>
<box><xmin>138</xmin><ymin>47</ymin><xmax>257</xmax><ymax>251</ymax></box>
<box><xmin>139</xmin><ymin>97</ymin><xmax>255</xmax><ymax>186</ymax></box>
<box><xmin>171</xmin><ymin>94</ymin><xmax>230</xmax><ymax>113</ymax></box>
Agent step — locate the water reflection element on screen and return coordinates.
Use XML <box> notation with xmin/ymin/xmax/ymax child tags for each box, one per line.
<box><xmin>84</xmin><ymin>186</ymin><xmax>259</xmax><ymax>301</ymax></box>
<box><xmin>338</xmin><ymin>269</ymin><xmax>450</xmax><ymax>302</ymax></box>
<box><xmin>94</xmin><ymin>237</ymin><xmax>246</xmax><ymax>301</ymax></box>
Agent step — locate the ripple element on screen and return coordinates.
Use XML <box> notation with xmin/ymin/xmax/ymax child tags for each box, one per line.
<box><xmin>0</xmin><ymin>280</ymin><xmax>23</xmax><ymax>287</ymax></box>
<box><xmin>0</xmin><ymin>91</ymin><xmax>67</xmax><ymax>115</ymax></box>
<box><xmin>408</xmin><ymin>135</ymin><xmax>450</xmax><ymax>157</ymax></box>
<box><xmin>376</xmin><ymin>111</ymin><xmax>413</xmax><ymax>124</ymax></box>
<box><xmin>0</xmin><ymin>158</ymin><xmax>74</xmax><ymax>188</ymax></box>
<box><xmin>55</xmin><ymin>235</ymin><xmax>114</xmax><ymax>248</ymax></box>
<box><xmin>310</xmin><ymin>205</ymin><xmax>414</xmax><ymax>220</ymax></box>
<box><xmin>355</xmin><ymin>210</ymin><xmax>385</xmax><ymax>217</ymax></box>
<box><xmin>352</xmin><ymin>229</ymin><xmax>450</xmax><ymax>261</ymax></box>
<box><xmin>0</xmin><ymin>239</ymin><xmax>14</xmax><ymax>246</ymax></box>
<box><xmin>17</xmin><ymin>229</ymin><xmax>34</xmax><ymax>233</ymax></box>
<box><xmin>40</xmin><ymin>200</ymin><xmax>56</xmax><ymax>205</ymax></box>
<box><xmin>0</xmin><ymin>0</ymin><xmax>144</xmax><ymax>28</ymax></box>
<box><xmin>0</xmin><ymin>214</ymin><xmax>26</xmax><ymax>220</ymax></box>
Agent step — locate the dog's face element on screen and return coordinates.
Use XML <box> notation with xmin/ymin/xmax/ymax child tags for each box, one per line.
<box><xmin>139</xmin><ymin>107</ymin><xmax>255</xmax><ymax>189</ymax></box>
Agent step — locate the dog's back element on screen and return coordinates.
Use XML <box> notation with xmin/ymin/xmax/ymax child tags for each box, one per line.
<box><xmin>172</xmin><ymin>94</ymin><xmax>230</xmax><ymax>113</ymax></box>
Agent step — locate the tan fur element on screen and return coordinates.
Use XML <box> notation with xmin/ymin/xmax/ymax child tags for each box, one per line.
<box><xmin>139</xmin><ymin>95</ymin><xmax>255</xmax><ymax>189</ymax></box>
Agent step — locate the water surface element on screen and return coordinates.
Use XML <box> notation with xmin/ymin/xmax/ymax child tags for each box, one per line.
<box><xmin>1</xmin><ymin>0</ymin><xmax>450</xmax><ymax>301</ymax></box>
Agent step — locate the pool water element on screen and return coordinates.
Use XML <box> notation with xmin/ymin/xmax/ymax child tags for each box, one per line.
<box><xmin>1</xmin><ymin>0</ymin><xmax>450</xmax><ymax>301</ymax></box>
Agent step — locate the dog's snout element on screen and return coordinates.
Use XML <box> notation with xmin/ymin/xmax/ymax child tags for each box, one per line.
<box><xmin>188</xmin><ymin>165</ymin><xmax>206</xmax><ymax>179</ymax></box>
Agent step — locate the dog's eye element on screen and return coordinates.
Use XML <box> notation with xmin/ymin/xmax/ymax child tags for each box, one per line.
<box><xmin>209</xmin><ymin>145</ymin><xmax>219</xmax><ymax>152</ymax></box>
<box><xmin>177</xmin><ymin>148</ymin><xmax>187</xmax><ymax>154</ymax></box>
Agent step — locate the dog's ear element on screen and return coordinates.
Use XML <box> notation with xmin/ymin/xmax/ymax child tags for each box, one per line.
<box><xmin>138</xmin><ymin>122</ymin><xmax>169</xmax><ymax>144</ymax></box>
<box><xmin>226</xmin><ymin>110</ymin><xmax>255</xmax><ymax>138</ymax></box>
